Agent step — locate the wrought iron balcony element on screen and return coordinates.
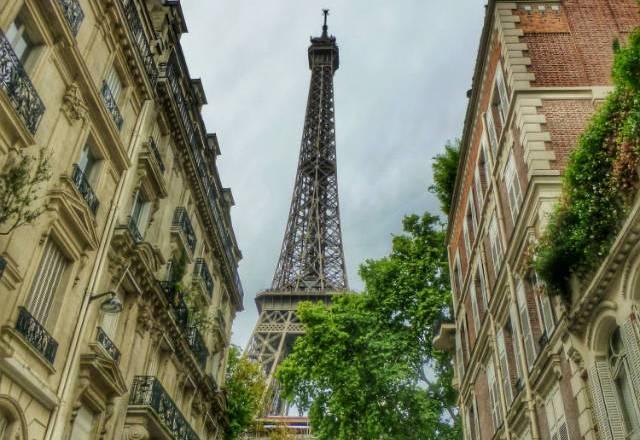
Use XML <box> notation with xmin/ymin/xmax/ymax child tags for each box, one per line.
<box><xmin>71</xmin><ymin>164</ymin><xmax>99</xmax><ymax>214</ymax></box>
<box><xmin>129</xmin><ymin>376</ymin><xmax>199</xmax><ymax>440</ymax></box>
<box><xmin>159</xmin><ymin>281</ymin><xmax>189</xmax><ymax>330</ymax></box>
<box><xmin>193</xmin><ymin>258</ymin><xmax>214</xmax><ymax>299</ymax></box>
<box><xmin>127</xmin><ymin>216</ymin><xmax>144</xmax><ymax>243</ymax></box>
<box><xmin>186</xmin><ymin>326</ymin><xmax>208</xmax><ymax>370</ymax></box>
<box><xmin>147</xmin><ymin>136</ymin><xmax>165</xmax><ymax>173</ymax></box>
<box><xmin>15</xmin><ymin>307</ymin><xmax>58</xmax><ymax>364</ymax></box>
<box><xmin>96</xmin><ymin>326</ymin><xmax>121</xmax><ymax>364</ymax></box>
<box><xmin>172</xmin><ymin>208</ymin><xmax>197</xmax><ymax>255</ymax></box>
<box><xmin>57</xmin><ymin>0</ymin><xmax>84</xmax><ymax>36</ymax></box>
<box><xmin>0</xmin><ymin>256</ymin><xmax>6</xmax><ymax>280</ymax></box>
<box><xmin>101</xmin><ymin>81</ymin><xmax>123</xmax><ymax>130</ymax></box>
<box><xmin>0</xmin><ymin>30</ymin><xmax>45</xmax><ymax>134</ymax></box>
<box><xmin>120</xmin><ymin>0</ymin><xmax>157</xmax><ymax>86</ymax></box>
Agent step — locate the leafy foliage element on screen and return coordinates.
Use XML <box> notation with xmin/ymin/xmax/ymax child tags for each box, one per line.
<box><xmin>277</xmin><ymin>213</ymin><xmax>459</xmax><ymax>439</ymax></box>
<box><xmin>534</xmin><ymin>30</ymin><xmax>640</xmax><ymax>297</ymax></box>
<box><xmin>224</xmin><ymin>346</ymin><xmax>267</xmax><ymax>439</ymax></box>
<box><xmin>429</xmin><ymin>139</ymin><xmax>461</xmax><ymax>216</ymax></box>
<box><xmin>0</xmin><ymin>148</ymin><xmax>51</xmax><ymax>235</ymax></box>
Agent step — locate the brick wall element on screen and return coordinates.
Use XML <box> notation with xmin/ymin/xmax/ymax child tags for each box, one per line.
<box><xmin>541</xmin><ymin>99</ymin><xmax>595</xmax><ymax>170</ymax></box>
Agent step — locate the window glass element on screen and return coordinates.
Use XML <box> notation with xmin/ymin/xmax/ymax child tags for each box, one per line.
<box><xmin>27</xmin><ymin>239</ymin><xmax>69</xmax><ymax>326</ymax></box>
<box><xmin>78</xmin><ymin>143</ymin><xmax>97</xmax><ymax>179</ymax></box>
<box><xmin>7</xmin><ymin>15</ymin><xmax>33</xmax><ymax>63</ymax></box>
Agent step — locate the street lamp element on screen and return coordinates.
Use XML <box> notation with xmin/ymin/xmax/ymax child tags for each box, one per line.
<box><xmin>89</xmin><ymin>291</ymin><xmax>123</xmax><ymax>314</ymax></box>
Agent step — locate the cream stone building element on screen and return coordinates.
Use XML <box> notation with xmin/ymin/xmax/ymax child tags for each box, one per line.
<box><xmin>434</xmin><ymin>1</ymin><xmax>640</xmax><ymax>439</ymax></box>
<box><xmin>0</xmin><ymin>0</ymin><xmax>243</xmax><ymax>439</ymax></box>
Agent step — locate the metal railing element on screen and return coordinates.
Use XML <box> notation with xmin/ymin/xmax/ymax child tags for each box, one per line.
<box><xmin>15</xmin><ymin>307</ymin><xmax>58</xmax><ymax>364</ymax></box>
<box><xmin>159</xmin><ymin>281</ymin><xmax>189</xmax><ymax>329</ymax></box>
<box><xmin>120</xmin><ymin>0</ymin><xmax>157</xmax><ymax>86</ymax></box>
<box><xmin>129</xmin><ymin>376</ymin><xmax>199</xmax><ymax>440</ymax></box>
<box><xmin>127</xmin><ymin>216</ymin><xmax>144</xmax><ymax>243</ymax></box>
<box><xmin>57</xmin><ymin>0</ymin><xmax>84</xmax><ymax>36</ymax></box>
<box><xmin>193</xmin><ymin>258</ymin><xmax>214</xmax><ymax>299</ymax></box>
<box><xmin>172</xmin><ymin>208</ymin><xmax>197</xmax><ymax>255</ymax></box>
<box><xmin>186</xmin><ymin>326</ymin><xmax>208</xmax><ymax>370</ymax></box>
<box><xmin>148</xmin><ymin>136</ymin><xmax>165</xmax><ymax>173</ymax></box>
<box><xmin>0</xmin><ymin>30</ymin><xmax>45</xmax><ymax>134</ymax></box>
<box><xmin>101</xmin><ymin>80</ymin><xmax>123</xmax><ymax>130</ymax></box>
<box><xmin>71</xmin><ymin>164</ymin><xmax>99</xmax><ymax>214</ymax></box>
<box><xmin>96</xmin><ymin>326</ymin><xmax>121</xmax><ymax>364</ymax></box>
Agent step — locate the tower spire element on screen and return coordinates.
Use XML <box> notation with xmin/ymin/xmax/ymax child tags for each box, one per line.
<box><xmin>322</xmin><ymin>9</ymin><xmax>329</xmax><ymax>37</ymax></box>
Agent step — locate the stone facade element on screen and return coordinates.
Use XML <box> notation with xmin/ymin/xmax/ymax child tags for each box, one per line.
<box><xmin>0</xmin><ymin>1</ymin><xmax>243</xmax><ymax>439</ymax></box>
<box><xmin>436</xmin><ymin>1</ymin><xmax>640</xmax><ymax>439</ymax></box>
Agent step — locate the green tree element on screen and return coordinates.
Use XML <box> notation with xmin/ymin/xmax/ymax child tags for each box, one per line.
<box><xmin>428</xmin><ymin>139</ymin><xmax>460</xmax><ymax>216</ymax></box>
<box><xmin>224</xmin><ymin>346</ymin><xmax>267</xmax><ymax>440</ymax></box>
<box><xmin>277</xmin><ymin>213</ymin><xmax>459</xmax><ymax>440</ymax></box>
<box><xmin>0</xmin><ymin>148</ymin><xmax>51</xmax><ymax>235</ymax></box>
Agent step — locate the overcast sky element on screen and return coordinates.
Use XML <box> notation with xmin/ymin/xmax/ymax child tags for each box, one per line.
<box><xmin>179</xmin><ymin>1</ymin><xmax>484</xmax><ymax>347</ymax></box>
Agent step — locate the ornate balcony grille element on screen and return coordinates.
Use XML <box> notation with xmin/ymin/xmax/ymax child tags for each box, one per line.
<box><xmin>101</xmin><ymin>80</ymin><xmax>123</xmax><ymax>130</ymax></box>
<box><xmin>0</xmin><ymin>30</ymin><xmax>45</xmax><ymax>134</ymax></box>
<box><xmin>120</xmin><ymin>0</ymin><xmax>157</xmax><ymax>86</ymax></box>
<box><xmin>172</xmin><ymin>208</ymin><xmax>197</xmax><ymax>255</ymax></box>
<box><xmin>96</xmin><ymin>327</ymin><xmax>121</xmax><ymax>364</ymax></box>
<box><xmin>129</xmin><ymin>376</ymin><xmax>199</xmax><ymax>440</ymax></box>
<box><xmin>57</xmin><ymin>0</ymin><xmax>84</xmax><ymax>36</ymax></box>
<box><xmin>128</xmin><ymin>216</ymin><xmax>144</xmax><ymax>243</ymax></box>
<box><xmin>15</xmin><ymin>307</ymin><xmax>58</xmax><ymax>364</ymax></box>
<box><xmin>71</xmin><ymin>164</ymin><xmax>99</xmax><ymax>214</ymax></box>
<box><xmin>186</xmin><ymin>326</ymin><xmax>208</xmax><ymax>370</ymax></box>
<box><xmin>193</xmin><ymin>258</ymin><xmax>214</xmax><ymax>299</ymax></box>
<box><xmin>0</xmin><ymin>256</ymin><xmax>6</xmax><ymax>280</ymax></box>
<box><xmin>159</xmin><ymin>281</ymin><xmax>189</xmax><ymax>330</ymax></box>
<box><xmin>148</xmin><ymin>136</ymin><xmax>165</xmax><ymax>173</ymax></box>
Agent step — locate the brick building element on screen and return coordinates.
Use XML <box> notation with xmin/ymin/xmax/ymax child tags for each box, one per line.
<box><xmin>434</xmin><ymin>1</ymin><xmax>640</xmax><ymax>439</ymax></box>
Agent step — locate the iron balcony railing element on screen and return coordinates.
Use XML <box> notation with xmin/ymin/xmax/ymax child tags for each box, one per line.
<box><xmin>172</xmin><ymin>208</ymin><xmax>197</xmax><ymax>255</ymax></box>
<box><xmin>159</xmin><ymin>281</ymin><xmax>189</xmax><ymax>330</ymax></box>
<box><xmin>57</xmin><ymin>0</ymin><xmax>84</xmax><ymax>36</ymax></box>
<box><xmin>186</xmin><ymin>326</ymin><xmax>208</xmax><ymax>370</ymax></box>
<box><xmin>193</xmin><ymin>258</ymin><xmax>214</xmax><ymax>299</ymax></box>
<box><xmin>71</xmin><ymin>164</ymin><xmax>99</xmax><ymax>214</ymax></box>
<box><xmin>96</xmin><ymin>326</ymin><xmax>121</xmax><ymax>364</ymax></box>
<box><xmin>0</xmin><ymin>30</ymin><xmax>45</xmax><ymax>134</ymax></box>
<box><xmin>101</xmin><ymin>80</ymin><xmax>123</xmax><ymax>130</ymax></box>
<box><xmin>148</xmin><ymin>136</ymin><xmax>165</xmax><ymax>173</ymax></box>
<box><xmin>15</xmin><ymin>307</ymin><xmax>58</xmax><ymax>364</ymax></box>
<box><xmin>120</xmin><ymin>0</ymin><xmax>157</xmax><ymax>86</ymax></box>
<box><xmin>127</xmin><ymin>216</ymin><xmax>144</xmax><ymax>243</ymax></box>
<box><xmin>129</xmin><ymin>376</ymin><xmax>199</xmax><ymax>440</ymax></box>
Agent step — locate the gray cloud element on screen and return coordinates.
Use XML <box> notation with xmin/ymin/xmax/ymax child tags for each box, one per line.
<box><xmin>180</xmin><ymin>1</ymin><xmax>484</xmax><ymax>347</ymax></box>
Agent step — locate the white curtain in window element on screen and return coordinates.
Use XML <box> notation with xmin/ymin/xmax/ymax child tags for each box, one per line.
<box><xmin>27</xmin><ymin>239</ymin><xmax>68</xmax><ymax>325</ymax></box>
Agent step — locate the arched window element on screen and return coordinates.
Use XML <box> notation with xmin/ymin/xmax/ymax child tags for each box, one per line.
<box><xmin>608</xmin><ymin>328</ymin><xmax>640</xmax><ymax>437</ymax></box>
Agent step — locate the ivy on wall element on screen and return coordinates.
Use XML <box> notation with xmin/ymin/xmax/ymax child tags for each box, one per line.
<box><xmin>534</xmin><ymin>30</ymin><xmax>640</xmax><ymax>299</ymax></box>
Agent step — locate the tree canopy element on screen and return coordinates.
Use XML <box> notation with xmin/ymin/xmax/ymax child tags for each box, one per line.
<box><xmin>224</xmin><ymin>346</ymin><xmax>267</xmax><ymax>440</ymax></box>
<box><xmin>277</xmin><ymin>213</ymin><xmax>459</xmax><ymax>439</ymax></box>
<box><xmin>428</xmin><ymin>139</ymin><xmax>460</xmax><ymax>216</ymax></box>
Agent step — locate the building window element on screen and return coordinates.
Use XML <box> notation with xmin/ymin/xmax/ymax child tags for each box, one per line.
<box><xmin>497</xmin><ymin>327</ymin><xmax>513</xmax><ymax>404</ymax></box>
<box><xmin>69</xmin><ymin>405</ymin><xmax>96</xmax><ymax>439</ymax></box>
<box><xmin>475</xmin><ymin>261</ymin><xmax>489</xmax><ymax>310</ymax></box>
<box><xmin>26</xmin><ymin>239</ymin><xmax>69</xmax><ymax>325</ymax></box>
<box><xmin>609</xmin><ymin>327</ymin><xmax>640</xmax><ymax>437</ymax></box>
<box><xmin>453</xmin><ymin>253</ymin><xmax>463</xmax><ymax>298</ymax></box>
<box><xmin>463</xmin><ymin>222</ymin><xmax>471</xmax><ymax>261</ymax></box>
<box><xmin>487</xmin><ymin>357</ymin><xmax>503</xmax><ymax>430</ymax></box>
<box><xmin>467</xmin><ymin>196</ymin><xmax>478</xmax><ymax>238</ymax></box>
<box><xmin>545</xmin><ymin>385</ymin><xmax>569</xmax><ymax>440</ymax></box>
<box><xmin>105</xmin><ymin>66</ymin><xmax>122</xmax><ymax>102</ymax></box>
<box><xmin>78</xmin><ymin>142</ymin><xmax>98</xmax><ymax>181</ymax></box>
<box><xmin>455</xmin><ymin>332</ymin><xmax>465</xmax><ymax>382</ymax></box>
<box><xmin>531</xmin><ymin>272</ymin><xmax>555</xmax><ymax>342</ymax></box>
<box><xmin>466</xmin><ymin>397</ymin><xmax>481</xmax><ymax>440</ymax></box>
<box><xmin>130</xmin><ymin>190</ymin><xmax>151</xmax><ymax>239</ymax></box>
<box><xmin>484</xmin><ymin>111</ymin><xmax>499</xmax><ymax>157</ymax></box>
<box><xmin>505</xmin><ymin>153</ymin><xmax>523</xmax><ymax>225</ymax></box>
<box><xmin>470</xmin><ymin>280</ymin><xmax>480</xmax><ymax>334</ymax></box>
<box><xmin>488</xmin><ymin>214</ymin><xmax>502</xmax><ymax>276</ymax></box>
<box><xmin>516</xmin><ymin>279</ymin><xmax>536</xmax><ymax>369</ymax></box>
<box><xmin>509</xmin><ymin>307</ymin><xmax>523</xmax><ymax>382</ymax></box>
<box><xmin>6</xmin><ymin>14</ymin><xmax>35</xmax><ymax>64</ymax></box>
<box><xmin>495</xmin><ymin>64</ymin><xmax>510</xmax><ymax>124</ymax></box>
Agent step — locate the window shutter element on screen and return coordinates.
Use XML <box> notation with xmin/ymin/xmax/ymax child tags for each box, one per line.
<box><xmin>510</xmin><ymin>305</ymin><xmax>523</xmax><ymax>381</ymax></box>
<box><xmin>621</xmin><ymin>319</ymin><xmax>640</xmax><ymax>399</ymax></box>
<box><xmin>474</xmin><ymin>167</ymin><xmax>484</xmax><ymax>207</ymax></box>
<box><xmin>485</xmin><ymin>113</ymin><xmax>498</xmax><ymax>156</ymax></box>
<box><xmin>477</xmin><ymin>262</ymin><xmax>489</xmax><ymax>307</ymax></box>
<box><xmin>27</xmin><ymin>239</ymin><xmax>68</xmax><ymax>325</ymax></box>
<box><xmin>589</xmin><ymin>361</ymin><xmax>626</xmax><ymax>440</ymax></box>
<box><xmin>539</xmin><ymin>293</ymin><xmax>555</xmax><ymax>337</ymax></box>
<box><xmin>470</xmin><ymin>283</ymin><xmax>480</xmax><ymax>332</ymax></box>
<box><xmin>496</xmin><ymin>66</ymin><xmax>510</xmax><ymax>122</ymax></box>
<box><xmin>497</xmin><ymin>328</ymin><xmax>513</xmax><ymax>404</ymax></box>
<box><xmin>463</xmin><ymin>222</ymin><xmax>471</xmax><ymax>260</ymax></box>
<box><xmin>472</xmin><ymin>396</ymin><xmax>481</xmax><ymax>440</ymax></box>
<box><xmin>505</xmin><ymin>153</ymin><xmax>522</xmax><ymax>224</ymax></box>
<box><xmin>489</xmin><ymin>215</ymin><xmax>502</xmax><ymax>276</ymax></box>
<box><xmin>105</xmin><ymin>67</ymin><xmax>122</xmax><ymax>101</ymax></box>
<box><xmin>456</xmin><ymin>333</ymin><xmax>465</xmax><ymax>381</ymax></box>
<box><xmin>516</xmin><ymin>281</ymin><xmax>536</xmax><ymax>369</ymax></box>
<box><xmin>487</xmin><ymin>360</ymin><xmax>502</xmax><ymax>429</ymax></box>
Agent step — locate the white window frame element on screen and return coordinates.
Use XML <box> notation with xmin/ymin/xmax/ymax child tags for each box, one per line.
<box><xmin>532</xmin><ymin>272</ymin><xmax>555</xmax><ymax>339</ymax></box>
<box><xmin>454</xmin><ymin>252</ymin><xmax>463</xmax><ymax>297</ymax></box>
<box><xmin>510</xmin><ymin>305</ymin><xmax>524</xmax><ymax>382</ymax></box>
<box><xmin>468</xmin><ymin>196</ymin><xmax>478</xmax><ymax>236</ymax></box>
<box><xmin>516</xmin><ymin>279</ymin><xmax>537</xmax><ymax>369</ymax></box>
<box><xmin>504</xmin><ymin>152</ymin><xmax>523</xmax><ymax>225</ymax></box>
<box><xmin>470</xmin><ymin>281</ymin><xmax>480</xmax><ymax>334</ymax></box>
<box><xmin>463</xmin><ymin>222</ymin><xmax>471</xmax><ymax>261</ymax></box>
<box><xmin>495</xmin><ymin>62</ymin><xmax>510</xmax><ymax>124</ymax></box>
<box><xmin>477</xmin><ymin>261</ymin><xmax>489</xmax><ymax>308</ymax></box>
<box><xmin>489</xmin><ymin>214</ymin><xmax>502</xmax><ymax>276</ymax></box>
<box><xmin>497</xmin><ymin>327</ymin><xmax>514</xmax><ymax>404</ymax></box>
<box><xmin>484</xmin><ymin>111</ymin><xmax>499</xmax><ymax>157</ymax></box>
<box><xmin>487</xmin><ymin>358</ymin><xmax>503</xmax><ymax>430</ymax></box>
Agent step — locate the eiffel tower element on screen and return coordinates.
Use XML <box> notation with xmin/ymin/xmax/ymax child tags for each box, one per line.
<box><xmin>246</xmin><ymin>9</ymin><xmax>348</xmax><ymax>420</ymax></box>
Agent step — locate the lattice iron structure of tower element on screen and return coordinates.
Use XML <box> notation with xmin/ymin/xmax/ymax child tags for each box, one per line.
<box><xmin>246</xmin><ymin>10</ymin><xmax>348</xmax><ymax>417</ymax></box>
